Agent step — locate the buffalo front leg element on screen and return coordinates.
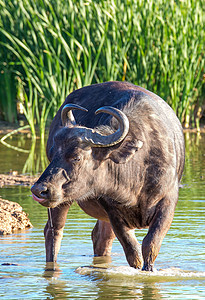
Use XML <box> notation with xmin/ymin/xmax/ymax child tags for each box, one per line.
<box><xmin>107</xmin><ymin>213</ymin><xmax>143</xmax><ymax>269</ymax></box>
<box><xmin>91</xmin><ymin>220</ymin><xmax>116</xmax><ymax>256</ymax></box>
<box><xmin>142</xmin><ymin>196</ymin><xmax>177</xmax><ymax>271</ymax></box>
<box><xmin>44</xmin><ymin>203</ymin><xmax>71</xmax><ymax>262</ymax></box>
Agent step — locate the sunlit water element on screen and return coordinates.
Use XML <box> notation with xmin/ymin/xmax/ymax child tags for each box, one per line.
<box><xmin>0</xmin><ymin>132</ymin><xmax>205</xmax><ymax>299</ymax></box>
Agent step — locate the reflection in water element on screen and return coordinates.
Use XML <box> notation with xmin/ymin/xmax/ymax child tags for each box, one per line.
<box><xmin>43</xmin><ymin>262</ymin><xmax>62</xmax><ymax>278</ymax></box>
<box><xmin>22</xmin><ymin>139</ymin><xmax>48</xmax><ymax>175</ymax></box>
<box><xmin>43</xmin><ymin>257</ymin><xmax>164</xmax><ymax>300</ymax></box>
<box><xmin>95</xmin><ymin>277</ymin><xmax>162</xmax><ymax>300</ymax></box>
<box><xmin>43</xmin><ymin>263</ymin><xmax>66</xmax><ymax>299</ymax></box>
<box><xmin>0</xmin><ymin>126</ymin><xmax>30</xmax><ymax>153</ymax></box>
<box><xmin>0</xmin><ymin>132</ymin><xmax>48</xmax><ymax>175</ymax></box>
<box><xmin>87</xmin><ymin>257</ymin><xmax>163</xmax><ymax>299</ymax></box>
<box><xmin>44</xmin><ymin>281</ymin><xmax>69</xmax><ymax>300</ymax></box>
<box><xmin>43</xmin><ymin>279</ymin><xmax>162</xmax><ymax>300</ymax></box>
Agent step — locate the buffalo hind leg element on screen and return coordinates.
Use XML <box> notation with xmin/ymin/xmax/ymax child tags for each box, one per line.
<box><xmin>142</xmin><ymin>196</ymin><xmax>177</xmax><ymax>271</ymax></box>
<box><xmin>91</xmin><ymin>220</ymin><xmax>116</xmax><ymax>256</ymax></box>
<box><xmin>44</xmin><ymin>203</ymin><xmax>71</xmax><ymax>262</ymax></box>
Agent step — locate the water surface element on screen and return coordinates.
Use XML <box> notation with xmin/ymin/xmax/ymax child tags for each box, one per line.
<box><xmin>0</xmin><ymin>132</ymin><xmax>204</xmax><ymax>299</ymax></box>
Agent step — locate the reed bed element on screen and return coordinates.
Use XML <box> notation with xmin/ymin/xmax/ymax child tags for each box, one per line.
<box><xmin>0</xmin><ymin>0</ymin><xmax>204</xmax><ymax>138</ymax></box>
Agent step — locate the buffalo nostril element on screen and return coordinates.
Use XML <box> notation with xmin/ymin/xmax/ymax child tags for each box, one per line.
<box><xmin>40</xmin><ymin>190</ymin><xmax>48</xmax><ymax>197</ymax></box>
<box><xmin>31</xmin><ymin>184</ymin><xmax>49</xmax><ymax>199</ymax></box>
<box><xmin>39</xmin><ymin>185</ymin><xmax>49</xmax><ymax>198</ymax></box>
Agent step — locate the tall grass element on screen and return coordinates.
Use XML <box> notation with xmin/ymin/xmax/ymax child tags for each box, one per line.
<box><xmin>0</xmin><ymin>63</ymin><xmax>17</xmax><ymax>123</ymax></box>
<box><xmin>0</xmin><ymin>0</ymin><xmax>204</xmax><ymax>138</ymax></box>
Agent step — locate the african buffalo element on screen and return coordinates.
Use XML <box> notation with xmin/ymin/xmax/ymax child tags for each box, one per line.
<box><xmin>31</xmin><ymin>81</ymin><xmax>185</xmax><ymax>271</ymax></box>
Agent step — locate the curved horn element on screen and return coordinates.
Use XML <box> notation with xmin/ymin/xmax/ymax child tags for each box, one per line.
<box><xmin>86</xmin><ymin>106</ymin><xmax>129</xmax><ymax>147</ymax></box>
<box><xmin>61</xmin><ymin>104</ymin><xmax>88</xmax><ymax>126</ymax></box>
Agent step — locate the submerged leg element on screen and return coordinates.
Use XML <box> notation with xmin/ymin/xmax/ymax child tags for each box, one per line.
<box><xmin>91</xmin><ymin>220</ymin><xmax>116</xmax><ymax>256</ymax></box>
<box><xmin>44</xmin><ymin>203</ymin><xmax>71</xmax><ymax>262</ymax></box>
<box><xmin>142</xmin><ymin>194</ymin><xmax>178</xmax><ymax>271</ymax></box>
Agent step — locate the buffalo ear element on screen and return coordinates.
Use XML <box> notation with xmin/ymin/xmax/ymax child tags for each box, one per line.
<box><xmin>108</xmin><ymin>138</ymin><xmax>143</xmax><ymax>164</ymax></box>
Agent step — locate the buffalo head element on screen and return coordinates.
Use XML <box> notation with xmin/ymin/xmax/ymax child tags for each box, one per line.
<box><xmin>31</xmin><ymin>104</ymin><xmax>142</xmax><ymax>208</ymax></box>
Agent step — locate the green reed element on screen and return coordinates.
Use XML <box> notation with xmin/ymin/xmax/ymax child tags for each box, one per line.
<box><xmin>0</xmin><ymin>0</ymin><xmax>204</xmax><ymax>138</ymax></box>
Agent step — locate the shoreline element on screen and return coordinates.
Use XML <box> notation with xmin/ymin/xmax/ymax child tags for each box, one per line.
<box><xmin>0</xmin><ymin>173</ymin><xmax>38</xmax><ymax>188</ymax></box>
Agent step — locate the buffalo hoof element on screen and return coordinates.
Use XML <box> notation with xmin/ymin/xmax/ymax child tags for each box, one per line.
<box><xmin>142</xmin><ymin>264</ymin><xmax>154</xmax><ymax>272</ymax></box>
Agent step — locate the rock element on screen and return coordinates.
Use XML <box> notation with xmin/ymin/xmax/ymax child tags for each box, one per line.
<box><xmin>0</xmin><ymin>197</ymin><xmax>32</xmax><ymax>235</ymax></box>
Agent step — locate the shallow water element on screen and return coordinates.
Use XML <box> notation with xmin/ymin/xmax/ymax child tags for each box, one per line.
<box><xmin>0</xmin><ymin>132</ymin><xmax>205</xmax><ymax>299</ymax></box>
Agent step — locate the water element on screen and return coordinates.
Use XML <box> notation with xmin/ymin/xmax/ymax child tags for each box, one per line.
<box><xmin>0</xmin><ymin>132</ymin><xmax>205</xmax><ymax>299</ymax></box>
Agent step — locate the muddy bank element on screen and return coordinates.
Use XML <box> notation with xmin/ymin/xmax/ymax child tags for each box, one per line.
<box><xmin>0</xmin><ymin>173</ymin><xmax>38</xmax><ymax>188</ymax></box>
<box><xmin>0</xmin><ymin>121</ymin><xmax>30</xmax><ymax>135</ymax></box>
